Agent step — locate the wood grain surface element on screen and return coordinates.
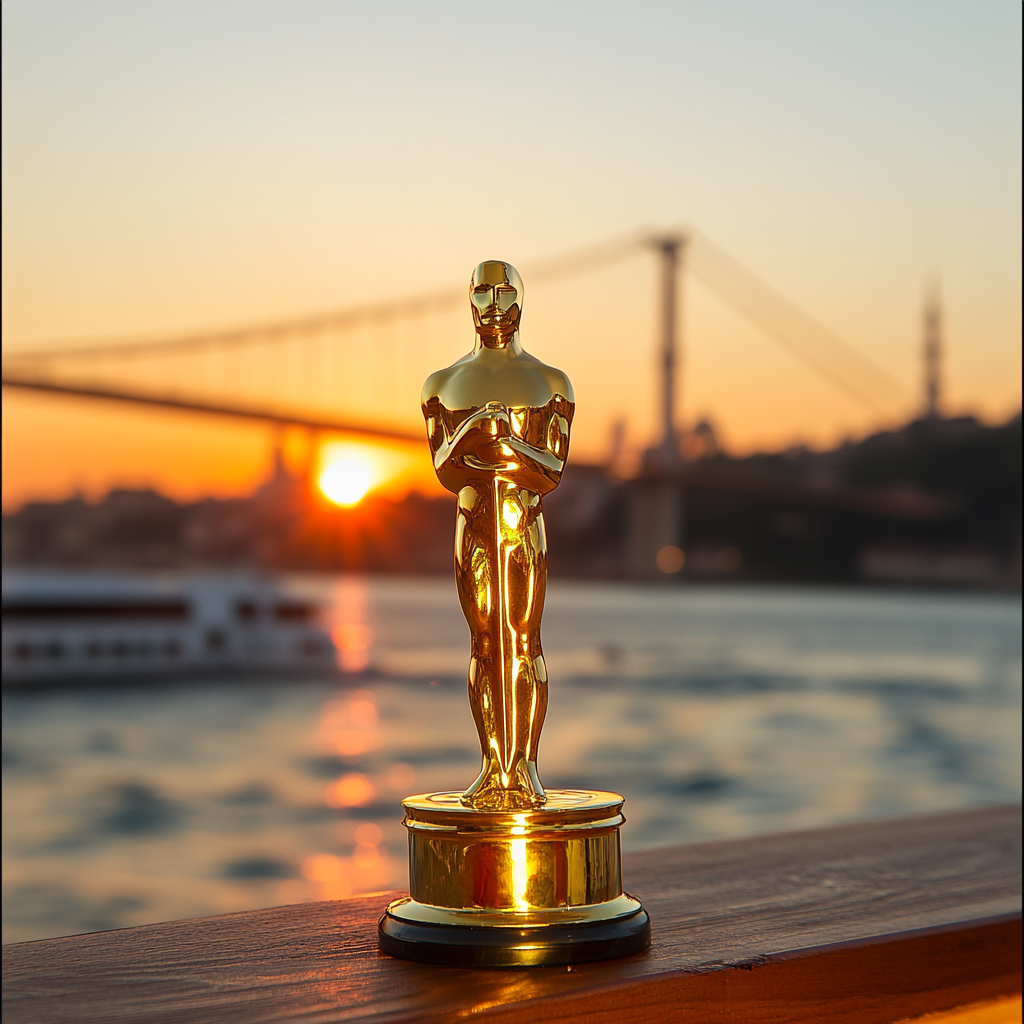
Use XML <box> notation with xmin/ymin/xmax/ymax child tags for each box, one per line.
<box><xmin>3</xmin><ymin>805</ymin><xmax>1020</xmax><ymax>1024</ymax></box>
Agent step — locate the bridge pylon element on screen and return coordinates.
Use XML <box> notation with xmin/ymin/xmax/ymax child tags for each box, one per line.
<box><xmin>626</xmin><ymin>234</ymin><xmax>687</xmax><ymax>579</ymax></box>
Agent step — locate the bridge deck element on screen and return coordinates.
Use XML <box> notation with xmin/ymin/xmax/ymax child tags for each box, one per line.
<box><xmin>3</xmin><ymin>805</ymin><xmax>1020</xmax><ymax>1024</ymax></box>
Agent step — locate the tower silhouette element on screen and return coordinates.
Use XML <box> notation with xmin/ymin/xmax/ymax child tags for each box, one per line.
<box><xmin>923</xmin><ymin>282</ymin><xmax>943</xmax><ymax>419</ymax></box>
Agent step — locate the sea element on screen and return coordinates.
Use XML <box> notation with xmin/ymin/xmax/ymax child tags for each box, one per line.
<box><xmin>2</xmin><ymin>577</ymin><xmax>1021</xmax><ymax>943</ymax></box>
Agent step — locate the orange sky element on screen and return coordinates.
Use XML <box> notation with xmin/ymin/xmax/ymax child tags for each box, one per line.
<box><xmin>3</xmin><ymin>1</ymin><xmax>1020</xmax><ymax>510</ymax></box>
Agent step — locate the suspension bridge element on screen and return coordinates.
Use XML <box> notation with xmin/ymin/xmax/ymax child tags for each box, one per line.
<box><xmin>2</xmin><ymin>229</ymin><xmax>911</xmax><ymax>456</ymax></box>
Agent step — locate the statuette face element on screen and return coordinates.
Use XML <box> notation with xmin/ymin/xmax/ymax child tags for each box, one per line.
<box><xmin>469</xmin><ymin>260</ymin><xmax>523</xmax><ymax>336</ymax></box>
<box><xmin>379</xmin><ymin>261</ymin><xmax>649</xmax><ymax>967</ymax></box>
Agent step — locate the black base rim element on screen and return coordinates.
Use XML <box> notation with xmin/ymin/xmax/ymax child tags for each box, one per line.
<box><xmin>377</xmin><ymin>906</ymin><xmax>651</xmax><ymax>968</ymax></box>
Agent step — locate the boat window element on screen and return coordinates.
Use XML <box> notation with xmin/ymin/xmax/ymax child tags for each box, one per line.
<box><xmin>235</xmin><ymin>600</ymin><xmax>258</xmax><ymax>622</ymax></box>
<box><xmin>1</xmin><ymin>600</ymin><xmax>189</xmax><ymax>620</ymax></box>
<box><xmin>274</xmin><ymin>602</ymin><xmax>314</xmax><ymax>622</ymax></box>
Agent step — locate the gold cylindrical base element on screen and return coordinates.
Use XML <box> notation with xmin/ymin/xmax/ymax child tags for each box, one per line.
<box><xmin>378</xmin><ymin>789</ymin><xmax>651</xmax><ymax>967</ymax></box>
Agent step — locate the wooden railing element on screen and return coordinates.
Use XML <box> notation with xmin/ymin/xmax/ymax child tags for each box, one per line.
<box><xmin>3</xmin><ymin>804</ymin><xmax>1020</xmax><ymax>1024</ymax></box>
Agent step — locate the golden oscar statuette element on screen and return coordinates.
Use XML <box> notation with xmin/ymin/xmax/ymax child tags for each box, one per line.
<box><xmin>378</xmin><ymin>261</ymin><xmax>651</xmax><ymax>967</ymax></box>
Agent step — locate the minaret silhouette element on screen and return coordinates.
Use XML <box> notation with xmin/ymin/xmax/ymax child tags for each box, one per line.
<box><xmin>923</xmin><ymin>282</ymin><xmax>943</xmax><ymax>419</ymax></box>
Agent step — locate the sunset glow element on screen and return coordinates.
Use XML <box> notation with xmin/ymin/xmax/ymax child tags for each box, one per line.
<box><xmin>318</xmin><ymin>449</ymin><xmax>376</xmax><ymax>506</ymax></box>
<box><xmin>2</xmin><ymin>4</ymin><xmax>1019</xmax><ymax>510</ymax></box>
<box><xmin>310</xmin><ymin>441</ymin><xmax>440</xmax><ymax>512</ymax></box>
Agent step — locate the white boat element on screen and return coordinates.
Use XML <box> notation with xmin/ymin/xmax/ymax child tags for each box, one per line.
<box><xmin>2</xmin><ymin>570</ymin><xmax>338</xmax><ymax>684</ymax></box>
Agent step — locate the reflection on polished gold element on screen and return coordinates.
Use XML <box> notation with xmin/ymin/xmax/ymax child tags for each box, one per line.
<box><xmin>379</xmin><ymin>262</ymin><xmax>649</xmax><ymax>966</ymax></box>
<box><xmin>403</xmin><ymin>790</ymin><xmax>624</xmax><ymax>913</ymax></box>
<box><xmin>422</xmin><ymin>260</ymin><xmax>573</xmax><ymax>810</ymax></box>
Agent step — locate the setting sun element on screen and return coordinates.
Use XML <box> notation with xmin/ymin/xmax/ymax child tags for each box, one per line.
<box><xmin>319</xmin><ymin>452</ymin><xmax>376</xmax><ymax>506</ymax></box>
<box><xmin>315</xmin><ymin>439</ymin><xmax>443</xmax><ymax>507</ymax></box>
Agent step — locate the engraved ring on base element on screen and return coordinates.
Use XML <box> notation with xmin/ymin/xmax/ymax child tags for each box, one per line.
<box><xmin>377</xmin><ymin>789</ymin><xmax>652</xmax><ymax>967</ymax></box>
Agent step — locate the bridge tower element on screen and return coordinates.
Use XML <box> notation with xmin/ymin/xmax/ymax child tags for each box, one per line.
<box><xmin>655</xmin><ymin>235</ymin><xmax>685</xmax><ymax>465</ymax></box>
<box><xmin>626</xmin><ymin>235</ymin><xmax>687</xmax><ymax>579</ymax></box>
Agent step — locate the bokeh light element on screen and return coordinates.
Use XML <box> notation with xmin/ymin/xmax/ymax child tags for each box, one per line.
<box><xmin>656</xmin><ymin>545</ymin><xmax>686</xmax><ymax>574</ymax></box>
<box><xmin>325</xmin><ymin>773</ymin><xmax>375</xmax><ymax>809</ymax></box>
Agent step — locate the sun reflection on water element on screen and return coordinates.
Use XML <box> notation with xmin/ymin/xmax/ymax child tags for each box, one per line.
<box><xmin>331</xmin><ymin>577</ymin><xmax>374</xmax><ymax>673</ymax></box>
<box><xmin>317</xmin><ymin>689</ymin><xmax>378</xmax><ymax>757</ymax></box>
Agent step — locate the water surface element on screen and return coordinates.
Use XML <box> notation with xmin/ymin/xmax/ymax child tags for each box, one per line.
<box><xmin>3</xmin><ymin>578</ymin><xmax>1020</xmax><ymax>943</ymax></box>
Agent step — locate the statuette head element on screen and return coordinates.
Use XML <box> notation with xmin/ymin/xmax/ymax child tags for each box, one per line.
<box><xmin>470</xmin><ymin>260</ymin><xmax>523</xmax><ymax>339</ymax></box>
